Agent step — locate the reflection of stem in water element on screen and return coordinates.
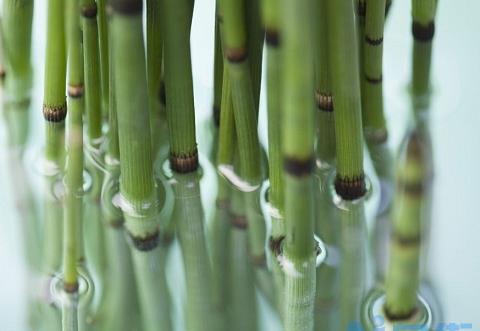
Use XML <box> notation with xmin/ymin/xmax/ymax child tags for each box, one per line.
<box><xmin>338</xmin><ymin>202</ymin><xmax>368</xmax><ymax>331</ymax></box>
<box><xmin>229</xmin><ymin>187</ymin><xmax>258</xmax><ymax>331</ymax></box>
<box><xmin>172</xmin><ymin>173</ymin><xmax>215</xmax><ymax>331</ymax></box>
<box><xmin>385</xmin><ymin>131</ymin><xmax>427</xmax><ymax>319</ymax></box>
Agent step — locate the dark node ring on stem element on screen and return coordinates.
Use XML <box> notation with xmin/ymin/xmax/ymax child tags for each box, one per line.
<box><xmin>365</xmin><ymin>128</ymin><xmax>388</xmax><ymax>145</ymax></box>
<box><xmin>226</xmin><ymin>47</ymin><xmax>248</xmax><ymax>63</ymax></box>
<box><xmin>213</xmin><ymin>105</ymin><xmax>220</xmax><ymax>127</ymax></box>
<box><xmin>365</xmin><ymin>36</ymin><xmax>384</xmax><ymax>46</ymax></box>
<box><xmin>81</xmin><ymin>3</ymin><xmax>98</xmax><ymax>18</ymax></box>
<box><xmin>335</xmin><ymin>174</ymin><xmax>366</xmax><ymax>200</ymax></box>
<box><xmin>170</xmin><ymin>149</ymin><xmax>199</xmax><ymax>173</ymax></box>
<box><xmin>315</xmin><ymin>90</ymin><xmax>333</xmax><ymax>112</ymax></box>
<box><xmin>127</xmin><ymin>230</ymin><xmax>160</xmax><ymax>251</ymax></box>
<box><xmin>158</xmin><ymin>81</ymin><xmax>166</xmax><ymax>106</ymax></box>
<box><xmin>43</xmin><ymin>103</ymin><xmax>67</xmax><ymax>122</ymax></box>
<box><xmin>215</xmin><ymin>198</ymin><xmax>230</xmax><ymax>211</ymax></box>
<box><xmin>0</xmin><ymin>68</ymin><xmax>5</xmax><ymax>80</ymax></box>
<box><xmin>397</xmin><ymin>179</ymin><xmax>425</xmax><ymax>197</ymax></box>
<box><xmin>284</xmin><ymin>155</ymin><xmax>315</xmax><ymax>177</ymax></box>
<box><xmin>107</xmin><ymin>218</ymin><xmax>124</xmax><ymax>229</ymax></box>
<box><xmin>365</xmin><ymin>74</ymin><xmax>383</xmax><ymax>84</ymax></box>
<box><xmin>251</xmin><ymin>253</ymin><xmax>267</xmax><ymax>268</ymax></box>
<box><xmin>412</xmin><ymin>21</ymin><xmax>435</xmax><ymax>42</ymax></box>
<box><xmin>269</xmin><ymin>235</ymin><xmax>285</xmax><ymax>257</ymax></box>
<box><xmin>110</xmin><ymin>0</ymin><xmax>142</xmax><ymax>15</ymax></box>
<box><xmin>231</xmin><ymin>213</ymin><xmax>247</xmax><ymax>230</ymax></box>
<box><xmin>392</xmin><ymin>232</ymin><xmax>421</xmax><ymax>247</ymax></box>
<box><xmin>67</xmin><ymin>84</ymin><xmax>85</xmax><ymax>98</ymax></box>
<box><xmin>357</xmin><ymin>1</ymin><xmax>366</xmax><ymax>17</ymax></box>
<box><xmin>265</xmin><ymin>28</ymin><xmax>280</xmax><ymax>47</ymax></box>
<box><xmin>384</xmin><ymin>305</ymin><xmax>418</xmax><ymax>322</ymax></box>
<box><xmin>63</xmin><ymin>281</ymin><xmax>79</xmax><ymax>294</ymax></box>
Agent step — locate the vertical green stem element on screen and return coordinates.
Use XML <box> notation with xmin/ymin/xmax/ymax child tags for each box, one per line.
<box><xmin>328</xmin><ymin>0</ymin><xmax>366</xmax><ymax>200</ymax></box>
<box><xmin>97</xmin><ymin>0</ymin><xmax>109</xmax><ymax>119</ymax></box>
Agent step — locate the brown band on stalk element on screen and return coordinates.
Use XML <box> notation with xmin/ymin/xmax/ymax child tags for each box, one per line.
<box><xmin>398</xmin><ymin>180</ymin><xmax>425</xmax><ymax>197</ymax></box>
<box><xmin>110</xmin><ymin>0</ymin><xmax>142</xmax><ymax>15</ymax></box>
<box><xmin>43</xmin><ymin>103</ymin><xmax>67</xmax><ymax>122</ymax></box>
<box><xmin>365</xmin><ymin>36</ymin><xmax>383</xmax><ymax>46</ymax></box>
<box><xmin>269</xmin><ymin>235</ymin><xmax>285</xmax><ymax>257</ymax></box>
<box><xmin>68</xmin><ymin>84</ymin><xmax>84</xmax><ymax>98</ymax></box>
<box><xmin>170</xmin><ymin>149</ymin><xmax>199</xmax><ymax>173</ymax></box>
<box><xmin>231</xmin><ymin>214</ymin><xmax>247</xmax><ymax>230</ymax></box>
<box><xmin>81</xmin><ymin>3</ymin><xmax>98</xmax><ymax>18</ymax></box>
<box><xmin>158</xmin><ymin>80</ymin><xmax>166</xmax><ymax>106</ymax></box>
<box><xmin>365</xmin><ymin>74</ymin><xmax>383</xmax><ymax>84</ymax></box>
<box><xmin>226</xmin><ymin>47</ymin><xmax>248</xmax><ymax>63</ymax></box>
<box><xmin>216</xmin><ymin>198</ymin><xmax>230</xmax><ymax>211</ymax></box>
<box><xmin>335</xmin><ymin>174</ymin><xmax>366</xmax><ymax>200</ymax></box>
<box><xmin>412</xmin><ymin>21</ymin><xmax>435</xmax><ymax>42</ymax></box>
<box><xmin>315</xmin><ymin>90</ymin><xmax>333</xmax><ymax>112</ymax></box>
<box><xmin>284</xmin><ymin>156</ymin><xmax>315</xmax><ymax>177</ymax></box>
<box><xmin>265</xmin><ymin>28</ymin><xmax>280</xmax><ymax>47</ymax></box>
<box><xmin>384</xmin><ymin>305</ymin><xmax>418</xmax><ymax>322</ymax></box>
<box><xmin>392</xmin><ymin>232</ymin><xmax>421</xmax><ymax>247</ymax></box>
<box><xmin>251</xmin><ymin>253</ymin><xmax>267</xmax><ymax>268</ymax></box>
<box><xmin>213</xmin><ymin>105</ymin><xmax>220</xmax><ymax>127</ymax></box>
<box><xmin>365</xmin><ymin>128</ymin><xmax>388</xmax><ymax>145</ymax></box>
<box><xmin>63</xmin><ymin>281</ymin><xmax>79</xmax><ymax>293</ymax></box>
<box><xmin>128</xmin><ymin>230</ymin><xmax>160</xmax><ymax>251</ymax></box>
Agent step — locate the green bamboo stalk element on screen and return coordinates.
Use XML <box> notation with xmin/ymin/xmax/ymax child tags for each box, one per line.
<box><xmin>212</xmin><ymin>12</ymin><xmax>223</xmax><ymax>130</ymax></box>
<box><xmin>96</xmin><ymin>0</ymin><xmax>109</xmax><ymax>119</ymax></box>
<box><xmin>43</xmin><ymin>0</ymin><xmax>67</xmax><ymax>164</ymax></box>
<box><xmin>385</xmin><ymin>131</ymin><xmax>427</xmax><ymax>319</ymax></box>
<box><xmin>146</xmin><ymin>0</ymin><xmax>165</xmax><ymax>154</ymax></box>
<box><xmin>328</xmin><ymin>0</ymin><xmax>366</xmax><ymax>200</ymax></box>
<box><xmin>163</xmin><ymin>0</ymin><xmax>197</xmax><ymax>171</ymax></box>
<box><xmin>228</xmin><ymin>187</ymin><xmax>258</xmax><ymax>331</ymax></box>
<box><xmin>110</xmin><ymin>2</ymin><xmax>171</xmax><ymax>331</ymax></box>
<box><xmin>280</xmin><ymin>0</ymin><xmax>317</xmax><ymax>329</ymax></box>
<box><xmin>245</xmin><ymin>0</ymin><xmax>264</xmax><ymax>111</ymax></box>
<box><xmin>63</xmin><ymin>0</ymin><xmax>85</xmax><ymax>295</ymax></box>
<box><xmin>81</xmin><ymin>0</ymin><xmax>103</xmax><ymax>143</ymax></box>
<box><xmin>411</xmin><ymin>0</ymin><xmax>437</xmax><ymax>105</ymax></box>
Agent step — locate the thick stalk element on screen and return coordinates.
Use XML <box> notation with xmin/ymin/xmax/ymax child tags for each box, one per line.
<box><xmin>385</xmin><ymin>132</ymin><xmax>427</xmax><ymax>319</ymax></box>
<box><xmin>281</xmin><ymin>0</ymin><xmax>317</xmax><ymax>329</ymax></box>
<box><xmin>110</xmin><ymin>2</ymin><xmax>170</xmax><ymax>331</ymax></box>
<box><xmin>328</xmin><ymin>0</ymin><xmax>366</xmax><ymax>200</ymax></box>
<box><xmin>43</xmin><ymin>0</ymin><xmax>67</xmax><ymax>164</ymax></box>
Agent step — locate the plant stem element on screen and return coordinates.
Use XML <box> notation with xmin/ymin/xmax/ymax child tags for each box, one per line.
<box><xmin>146</xmin><ymin>0</ymin><xmax>165</xmax><ymax>154</ymax></box>
<box><xmin>212</xmin><ymin>11</ymin><xmax>223</xmax><ymax>129</ymax></box>
<box><xmin>81</xmin><ymin>0</ymin><xmax>103</xmax><ymax>143</ymax></box>
<box><xmin>110</xmin><ymin>3</ymin><xmax>170</xmax><ymax>331</ymax></box>
<box><xmin>385</xmin><ymin>131</ymin><xmax>427</xmax><ymax>319</ymax></box>
<box><xmin>163</xmin><ymin>0</ymin><xmax>197</xmax><ymax>172</ymax></box>
<box><xmin>328</xmin><ymin>0</ymin><xmax>366</xmax><ymax>200</ymax></box>
<box><xmin>411</xmin><ymin>0</ymin><xmax>437</xmax><ymax>106</ymax></box>
<box><xmin>43</xmin><ymin>0</ymin><xmax>67</xmax><ymax>164</ymax></box>
<box><xmin>63</xmin><ymin>0</ymin><xmax>85</xmax><ymax>294</ymax></box>
<box><xmin>246</xmin><ymin>0</ymin><xmax>264</xmax><ymax>111</ymax></box>
<box><xmin>280</xmin><ymin>0</ymin><xmax>317</xmax><ymax>329</ymax></box>
<box><xmin>97</xmin><ymin>0</ymin><xmax>109</xmax><ymax>119</ymax></box>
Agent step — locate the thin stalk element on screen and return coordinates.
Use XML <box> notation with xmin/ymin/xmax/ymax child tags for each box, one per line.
<box><xmin>280</xmin><ymin>0</ymin><xmax>317</xmax><ymax>329</ymax></box>
<box><xmin>81</xmin><ymin>0</ymin><xmax>103</xmax><ymax>143</ymax></box>
<box><xmin>163</xmin><ymin>0</ymin><xmax>197</xmax><ymax>171</ymax></box>
<box><xmin>411</xmin><ymin>0</ymin><xmax>437</xmax><ymax>108</ymax></box>
<box><xmin>385</xmin><ymin>131</ymin><xmax>427</xmax><ymax>319</ymax></box>
<box><xmin>97</xmin><ymin>0</ymin><xmax>109</xmax><ymax>119</ymax></box>
<box><xmin>228</xmin><ymin>187</ymin><xmax>258</xmax><ymax>331</ymax></box>
<box><xmin>110</xmin><ymin>2</ymin><xmax>170</xmax><ymax>331</ymax></box>
<box><xmin>328</xmin><ymin>0</ymin><xmax>366</xmax><ymax>200</ymax></box>
<box><xmin>63</xmin><ymin>0</ymin><xmax>85</xmax><ymax>295</ymax></box>
<box><xmin>0</xmin><ymin>22</ymin><xmax>5</xmax><ymax>83</ymax></box>
<box><xmin>146</xmin><ymin>0</ymin><xmax>165</xmax><ymax>154</ymax></box>
<box><xmin>43</xmin><ymin>0</ymin><xmax>67</xmax><ymax>164</ymax></box>
<box><xmin>245</xmin><ymin>0</ymin><xmax>264</xmax><ymax>110</ymax></box>
<box><xmin>212</xmin><ymin>11</ymin><xmax>223</xmax><ymax>130</ymax></box>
